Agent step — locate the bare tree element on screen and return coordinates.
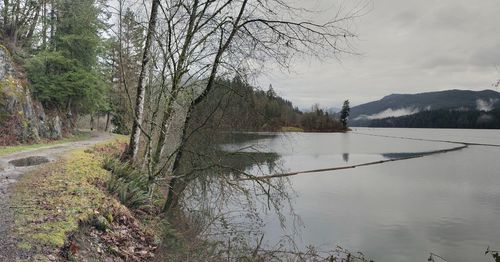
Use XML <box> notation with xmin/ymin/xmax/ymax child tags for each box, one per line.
<box><xmin>103</xmin><ymin>1</ymin><xmax>367</xmax><ymax>258</ymax></box>
<box><xmin>0</xmin><ymin>0</ymin><xmax>46</xmax><ymax>49</ymax></box>
<box><xmin>142</xmin><ymin>0</ymin><xmax>362</xmax><ymax>210</ymax></box>
<box><xmin>123</xmin><ymin>0</ymin><xmax>160</xmax><ymax>162</ymax></box>
<box><xmin>112</xmin><ymin>0</ymin><xmax>365</xmax><ymax>212</ymax></box>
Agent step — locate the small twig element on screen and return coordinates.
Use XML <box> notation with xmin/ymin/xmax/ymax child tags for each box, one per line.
<box><xmin>428</xmin><ymin>252</ymin><xmax>447</xmax><ymax>261</ymax></box>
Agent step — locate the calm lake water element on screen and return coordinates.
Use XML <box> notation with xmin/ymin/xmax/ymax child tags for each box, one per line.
<box><xmin>226</xmin><ymin>128</ymin><xmax>500</xmax><ymax>262</ymax></box>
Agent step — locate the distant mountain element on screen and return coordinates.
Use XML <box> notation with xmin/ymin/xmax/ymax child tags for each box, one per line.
<box><xmin>350</xmin><ymin>89</ymin><xmax>500</xmax><ymax>126</ymax></box>
<box><xmin>367</xmin><ymin>108</ymin><xmax>500</xmax><ymax>129</ymax></box>
<box><xmin>327</xmin><ymin>107</ymin><xmax>341</xmax><ymax>114</ymax></box>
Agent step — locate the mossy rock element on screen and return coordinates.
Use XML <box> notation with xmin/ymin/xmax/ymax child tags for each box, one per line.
<box><xmin>91</xmin><ymin>215</ymin><xmax>111</xmax><ymax>232</ymax></box>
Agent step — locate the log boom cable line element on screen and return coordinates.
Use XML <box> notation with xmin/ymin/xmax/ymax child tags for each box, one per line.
<box><xmin>241</xmin><ymin>131</ymin><xmax>500</xmax><ymax>180</ymax></box>
<box><xmin>242</xmin><ymin>144</ymin><xmax>467</xmax><ymax>180</ymax></box>
<box><xmin>351</xmin><ymin>131</ymin><xmax>500</xmax><ymax>148</ymax></box>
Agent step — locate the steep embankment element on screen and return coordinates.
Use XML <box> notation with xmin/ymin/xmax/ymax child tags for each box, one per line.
<box><xmin>0</xmin><ymin>132</ymin><xmax>113</xmax><ymax>260</ymax></box>
<box><xmin>0</xmin><ymin>45</ymin><xmax>64</xmax><ymax>145</ymax></box>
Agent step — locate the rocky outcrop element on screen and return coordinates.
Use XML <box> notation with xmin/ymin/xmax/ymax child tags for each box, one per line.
<box><xmin>0</xmin><ymin>45</ymin><xmax>62</xmax><ymax>144</ymax></box>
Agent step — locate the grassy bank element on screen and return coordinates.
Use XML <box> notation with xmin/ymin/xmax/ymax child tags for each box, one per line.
<box><xmin>9</xmin><ymin>135</ymin><xmax>158</xmax><ymax>261</ymax></box>
<box><xmin>0</xmin><ymin>131</ymin><xmax>92</xmax><ymax>156</ymax></box>
<box><xmin>280</xmin><ymin>126</ymin><xmax>304</xmax><ymax>132</ymax></box>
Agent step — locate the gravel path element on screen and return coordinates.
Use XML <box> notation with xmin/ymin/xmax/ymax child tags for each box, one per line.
<box><xmin>0</xmin><ymin>132</ymin><xmax>113</xmax><ymax>261</ymax></box>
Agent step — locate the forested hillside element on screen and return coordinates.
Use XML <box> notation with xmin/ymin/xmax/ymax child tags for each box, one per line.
<box><xmin>190</xmin><ymin>77</ymin><xmax>345</xmax><ymax>132</ymax></box>
<box><xmin>368</xmin><ymin>108</ymin><xmax>500</xmax><ymax>129</ymax></box>
<box><xmin>350</xmin><ymin>89</ymin><xmax>500</xmax><ymax>121</ymax></box>
<box><xmin>0</xmin><ymin>0</ymin><xmax>358</xmax><ymax>261</ymax></box>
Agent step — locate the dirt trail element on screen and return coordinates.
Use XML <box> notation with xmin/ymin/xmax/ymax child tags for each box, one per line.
<box><xmin>0</xmin><ymin>132</ymin><xmax>113</xmax><ymax>261</ymax></box>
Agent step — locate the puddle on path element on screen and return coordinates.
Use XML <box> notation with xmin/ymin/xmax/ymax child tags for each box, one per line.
<box><xmin>8</xmin><ymin>156</ymin><xmax>50</xmax><ymax>167</ymax></box>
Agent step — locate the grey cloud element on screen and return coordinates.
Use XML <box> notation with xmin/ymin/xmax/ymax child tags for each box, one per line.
<box><xmin>426</xmin><ymin>4</ymin><xmax>472</xmax><ymax>31</ymax></box>
<box><xmin>391</xmin><ymin>10</ymin><xmax>419</xmax><ymax>27</ymax></box>
<box><xmin>468</xmin><ymin>45</ymin><xmax>500</xmax><ymax>68</ymax></box>
<box><xmin>420</xmin><ymin>44</ymin><xmax>500</xmax><ymax>71</ymax></box>
<box><xmin>420</xmin><ymin>55</ymin><xmax>463</xmax><ymax>69</ymax></box>
<box><xmin>260</xmin><ymin>0</ymin><xmax>500</xmax><ymax>108</ymax></box>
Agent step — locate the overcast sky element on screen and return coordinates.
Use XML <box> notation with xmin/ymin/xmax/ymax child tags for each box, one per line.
<box><xmin>260</xmin><ymin>0</ymin><xmax>500</xmax><ymax>109</ymax></box>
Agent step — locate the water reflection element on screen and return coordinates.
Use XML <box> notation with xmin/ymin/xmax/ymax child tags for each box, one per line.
<box><xmin>222</xmin><ymin>151</ymin><xmax>281</xmax><ymax>175</ymax></box>
<box><xmin>225</xmin><ymin>129</ymin><xmax>500</xmax><ymax>262</ymax></box>
<box><xmin>173</xmin><ymin>130</ymin><xmax>298</xmax><ymax>260</ymax></box>
<box><xmin>342</xmin><ymin>153</ymin><xmax>349</xmax><ymax>162</ymax></box>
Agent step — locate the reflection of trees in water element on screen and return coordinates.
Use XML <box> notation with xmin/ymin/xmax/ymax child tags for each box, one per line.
<box><xmin>170</xmin><ymin>132</ymin><xmax>371</xmax><ymax>261</ymax></box>
<box><xmin>170</xmin><ymin>130</ymin><xmax>296</xmax><ymax>256</ymax></box>
<box><xmin>221</xmin><ymin>151</ymin><xmax>281</xmax><ymax>176</ymax></box>
<box><xmin>159</xmin><ymin>81</ymin><xmax>371</xmax><ymax>260</ymax></box>
<box><xmin>342</xmin><ymin>153</ymin><xmax>350</xmax><ymax>162</ymax></box>
<box><xmin>218</xmin><ymin>132</ymin><xmax>278</xmax><ymax>145</ymax></box>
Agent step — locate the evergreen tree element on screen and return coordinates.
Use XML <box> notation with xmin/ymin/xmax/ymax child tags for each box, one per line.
<box><xmin>266</xmin><ymin>84</ymin><xmax>276</xmax><ymax>98</ymax></box>
<box><xmin>26</xmin><ymin>0</ymin><xmax>108</xmax><ymax>118</ymax></box>
<box><xmin>340</xmin><ymin>100</ymin><xmax>350</xmax><ymax>129</ymax></box>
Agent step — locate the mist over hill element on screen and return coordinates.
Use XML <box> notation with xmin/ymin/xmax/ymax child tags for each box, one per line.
<box><xmin>349</xmin><ymin>89</ymin><xmax>500</xmax><ymax>127</ymax></box>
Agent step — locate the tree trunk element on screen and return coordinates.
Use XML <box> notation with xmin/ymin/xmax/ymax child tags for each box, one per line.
<box><xmin>3</xmin><ymin>0</ymin><xmax>9</xmax><ymax>35</ymax></box>
<box><xmin>41</xmin><ymin>1</ymin><xmax>47</xmax><ymax>49</ymax></box>
<box><xmin>163</xmin><ymin>176</ymin><xmax>186</xmax><ymax>213</ymax></box>
<box><xmin>25</xmin><ymin>3</ymin><xmax>41</xmax><ymax>45</ymax></box>
<box><xmin>123</xmin><ymin>0</ymin><xmax>160</xmax><ymax>163</ymax></box>
<box><xmin>49</xmin><ymin>0</ymin><xmax>55</xmax><ymax>49</ymax></box>
<box><xmin>162</xmin><ymin>105</ymin><xmax>193</xmax><ymax>212</ymax></box>
<box><xmin>105</xmin><ymin>112</ymin><xmax>110</xmax><ymax>132</ymax></box>
<box><xmin>152</xmin><ymin>98</ymin><xmax>173</xmax><ymax>168</ymax></box>
<box><xmin>163</xmin><ymin>0</ymin><xmax>249</xmax><ymax>212</ymax></box>
<box><xmin>90</xmin><ymin>114</ymin><xmax>94</xmax><ymax>131</ymax></box>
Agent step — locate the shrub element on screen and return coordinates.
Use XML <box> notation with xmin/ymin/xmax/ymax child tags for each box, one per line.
<box><xmin>104</xmin><ymin>158</ymin><xmax>151</xmax><ymax>210</ymax></box>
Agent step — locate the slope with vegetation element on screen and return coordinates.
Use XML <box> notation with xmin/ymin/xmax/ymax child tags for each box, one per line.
<box><xmin>190</xmin><ymin>77</ymin><xmax>346</xmax><ymax>133</ymax></box>
<box><xmin>1</xmin><ymin>0</ymin><xmax>360</xmax><ymax>261</ymax></box>
<box><xmin>0</xmin><ymin>0</ymin><xmax>110</xmax><ymax>145</ymax></box>
<box><xmin>9</xmin><ymin>137</ymin><xmax>159</xmax><ymax>261</ymax></box>
<box><xmin>350</xmin><ymin>89</ymin><xmax>500</xmax><ymax>121</ymax></box>
<box><xmin>368</xmin><ymin>108</ymin><xmax>500</xmax><ymax>129</ymax></box>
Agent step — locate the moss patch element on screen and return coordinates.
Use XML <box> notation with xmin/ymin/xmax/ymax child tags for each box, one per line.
<box><xmin>10</xmin><ymin>138</ymin><xmax>126</xmax><ymax>258</ymax></box>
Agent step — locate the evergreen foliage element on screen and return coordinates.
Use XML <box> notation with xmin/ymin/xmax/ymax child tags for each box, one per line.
<box><xmin>368</xmin><ymin>109</ymin><xmax>500</xmax><ymax>129</ymax></box>
<box><xmin>190</xmin><ymin>77</ymin><xmax>345</xmax><ymax>132</ymax></box>
<box><xmin>301</xmin><ymin>104</ymin><xmax>344</xmax><ymax>132</ymax></box>
<box><xmin>25</xmin><ymin>0</ymin><xmax>108</xmax><ymax>115</ymax></box>
<box><xmin>340</xmin><ymin>100</ymin><xmax>350</xmax><ymax>129</ymax></box>
<box><xmin>350</xmin><ymin>89</ymin><xmax>500</xmax><ymax>120</ymax></box>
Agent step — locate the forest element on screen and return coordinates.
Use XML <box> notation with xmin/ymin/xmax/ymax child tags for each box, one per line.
<box><xmin>189</xmin><ymin>77</ymin><xmax>346</xmax><ymax>133</ymax></box>
<box><xmin>367</xmin><ymin>109</ymin><xmax>500</xmax><ymax>129</ymax></box>
<box><xmin>0</xmin><ymin>0</ymin><xmax>361</xmax><ymax>261</ymax></box>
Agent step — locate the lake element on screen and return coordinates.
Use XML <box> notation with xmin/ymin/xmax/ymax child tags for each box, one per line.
<box><xmin>225</xmin><ymin>128</ymin><xmax>500</xmax><ymax>262</ymax></box>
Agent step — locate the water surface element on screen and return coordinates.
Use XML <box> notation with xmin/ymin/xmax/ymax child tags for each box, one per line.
<box><xmin>230</xmin><ymin>128</ymin><xmax>500</xmax><ymax>262</ymax></box>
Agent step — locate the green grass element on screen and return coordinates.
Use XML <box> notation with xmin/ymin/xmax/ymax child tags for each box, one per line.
<box><xmin>280</xmin><ymin>126</ymin><xmax>304</xmax><ymax>132</ymax></box>
<box><xmin>10</xmin><ymin>138</ymin><xmax>127</xmax><ymax>258</ymax></box>
<box><xmin>0</xmin><ymin>132</ymin><xmax>92</xmax><ymax>156</ymax></box>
